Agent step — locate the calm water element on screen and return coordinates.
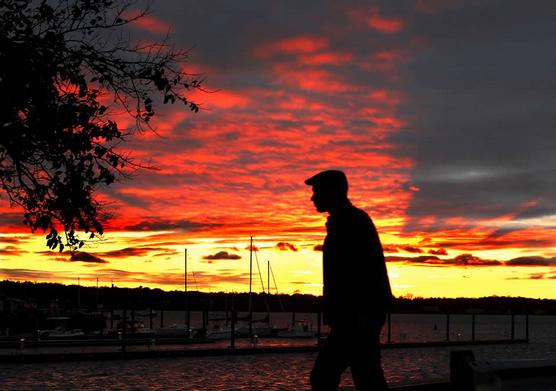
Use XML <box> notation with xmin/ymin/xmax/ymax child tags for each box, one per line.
<box><xmin>133</xmin><ymin>310</ymin><xmax>533</xmax><ymax>343</ymax></box>
<box><xmin>1</xmin><ymin>314</ymin><xmax>555</xmax><ymax>390</ymax></box>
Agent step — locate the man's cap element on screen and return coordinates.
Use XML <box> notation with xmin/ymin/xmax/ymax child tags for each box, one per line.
<box><xmin>305</xmin><ymin>170</ymin><xmax>348</xmax><ymax>192</ymax></box>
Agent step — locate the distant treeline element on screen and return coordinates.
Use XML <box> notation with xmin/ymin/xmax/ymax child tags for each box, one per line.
<box><xmin>2</xmin><ymin>280</ymin><xmax>556</xmax><ymax>315</ymax></box>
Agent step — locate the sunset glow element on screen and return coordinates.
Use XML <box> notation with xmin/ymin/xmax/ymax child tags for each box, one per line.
<box><xmin>2</xmin><ymin>1</ymin><xmax>555</xmax><ymax>299</ymax></box>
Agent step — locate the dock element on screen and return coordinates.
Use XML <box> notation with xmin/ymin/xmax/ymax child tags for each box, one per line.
<box><xmin>0</xmin><ymin>336</ymin><xmax>528</xmax><ymax>363</ymax></box>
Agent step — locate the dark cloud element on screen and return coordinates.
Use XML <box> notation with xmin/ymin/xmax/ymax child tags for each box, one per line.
<box><xmin>45</xmin><ymin>246</ymin><xmax>178</xmax><ymax>262</ymax></box>
<box><xmin>0</xmin><ymin>237</ymin><xmax>23</xmax><ymax>245</ymax></box>
<box><xmin>505</xmin><ymin>256</ymin><xmax>556</xmax><ymax>267</ymax></box>
<box><xmin>383</xmin><ymin>244</ymin><xmax>443</xmax><ymax>254</ymax></box>
<box><xmin>387</xmin><ymin>253</ymin><xmax>501</xmax><ymax>267</ymax></box>
<box><xmin>100</xmin><ymin>247</ymin><xmax>152</xmax><ymax>258</ymax></box>
<box><xmin>387</xmin><ymin>255</ymin><xmax>442</xmax><ymax>265</ymax></box>
<box><xmin>506</xmin><ymin>272</ymin><xmax>556</xmax><ymax>280</ymax></box>
<box><xmin>399</xmin><ymin>245</ymin><xmax>423</xmax><ymax>254</ymax></box>
<box><xmin>69</xmin><ymin>252</ymin><xmax>108</xmax><ymax>263</ymax></box>
<box><xmin>428</xmin><ymin>248</ymin><xmax>448</xmax><ymax>256</ymax></box>
<box><xmin>313</xmin><ymin>244</ymin><xmax>323</xmax><ymax>252</ymax></box>
<box><xmin>387</xmin><ymin>253</ymin><xmax>556</xmax><ymax>268</ymax></box>
<box><xmin>0</xmin><ymin>213</ymin><xmax>25</xmax><ymax>228</ymax></box>
<box><xmin>203</xmin><ymin>251</ymin><xmax>242</xmax><ymax>261</ymax></box>
<box><xmin>97</xmin><ymin>246</ymin><xmax>177</xmax><ymax>258</ymax></box>
<box><xmin>382</xmin><ymin>245</ymin><xmax>399</xmax><ymax>253</ymax></box>
<box><xmin>0</xmin><ymin>268</ymin><xmax>70</xmax><ymax>281</ymax></box>
<box><xmin>124</xmin><ymin>218</ymin><xmax>217</xmax><ymax>232</ymax></box>
<box><xmin>0</xmin><ymin>246</ymin><xmax>23</xmax><ymax>256</ymax></box>
<box><xmin>397</xmin><ymin>0</ymin><xmax>556</xmax><ymax>234</ymax></box>
<box><xmin>450</xmin><ymin>254</ymin><xmax>501</xmax><ymax>266</ymax></box>
<box><xmin>276</xmin><ymin>242</ymin><xmax>298</xmax><ymax>252</ymax></box>
<box><xmin>436</xmin><ymin>236</ymin><xmax>556</xmax><ymax>251</ymax></box>
<box><xmin>245</xmin><ymin>245</ymin><xmax>259</xmax><ymax>252</ymax></box>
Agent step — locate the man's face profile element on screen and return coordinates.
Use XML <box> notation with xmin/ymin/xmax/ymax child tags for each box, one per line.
<box><xmin>311</xmin><ymin>186</ymin><xmax>334</xmax><ymax>213</ymax></box>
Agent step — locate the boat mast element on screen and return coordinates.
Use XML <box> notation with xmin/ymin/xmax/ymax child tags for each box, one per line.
<box><xmin>77</xmin><ymin>276</ymin><xmax>81</xmax><ymax>309</ymax></box>
<box><xmin>248</xmin><ymin>236</ymin><xmax>253</xmax><ymax>335</ymax></box>
<box><xmin>185</xmin><ymin>248</ymin><xmax>189</xmax><ymax>337</ymax></box>
<box><xmin>267</xmin><ymin>260</ymin><xmax>271</xmax><ymax>325</ymax></box>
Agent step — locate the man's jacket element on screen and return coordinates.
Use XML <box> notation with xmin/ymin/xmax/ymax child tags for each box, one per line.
<box><xmin>322</xmin><ymin>202</ymin><xmax>393</xmax><ymax>329</ymax></box>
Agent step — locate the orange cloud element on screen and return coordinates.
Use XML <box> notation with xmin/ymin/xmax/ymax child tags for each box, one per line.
<box><xmin>272</xmin><ymin>64</ymin><xmax>356</xmax><ymax>93</ymax></box>
<box><xmin>253</xmin><ymin>36</ymin><xmax>328</xmax><ymax>58</ymax></box>
<box><xmin>276</xmin><ymin>242</ymin><xmax>298</xmax><ymax>252</ymax></box>
<box><xmin>368</xmin><ymin>8</ymin><xmax>405</xmax><ymax>33</ymax></box>
<box><xmin>131</xmin><ymin>14</ymin><xmax>172</xmax><ymax>35</ymax></box>
<box><xmin>203</xmin><ymin>251</ymin><xmax>242</xmax><ymax>261</ymax></box>
<box><xmin>345</xmin><ymin>6</ymin><xmax>405</xmax><ymax>34</ymax></box>
<box><xmin>69</xmin><ymin>252</ymin><xmax>108</xmax><ymax>263</ymax></box>
<box><xmin>387</xmin><ymin>254</ymin><xmax>501</xmax><ymax>267</ymax></box>
<box><xmin>298</xmin><ymin>52</ymin><xmax>353</xmax><ymax>66</ymax></box>
<box><xmin>189</xmin><ymin>90</ymin><xmax>250</xmax><ymax>110</ymax></box>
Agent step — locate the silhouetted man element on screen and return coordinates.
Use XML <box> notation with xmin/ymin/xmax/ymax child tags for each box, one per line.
<box><xmin>306</xmin><ymin>170</ymin><xmax>392</xmax><ymax>390</ymax></box>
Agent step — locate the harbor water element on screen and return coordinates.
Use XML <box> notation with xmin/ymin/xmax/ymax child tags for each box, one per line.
<box><xmin>0</xmin><ymin>314</ymin><xmax>555</xmax><ymax>390</ymax></box>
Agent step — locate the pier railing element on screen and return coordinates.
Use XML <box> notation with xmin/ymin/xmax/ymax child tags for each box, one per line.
<box><xmin>0</xmin><ymin>310</ymin><xmax>530</xmax><ymax>355</ymax></box>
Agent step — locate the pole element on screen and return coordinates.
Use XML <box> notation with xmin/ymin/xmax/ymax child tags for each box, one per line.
<box><xmin>471</xmin><ymin>314</ymin><xmax>476</xmax><ymax>341</ymax></box>
<box><xmin>121</xmin><ymin>308</ymin><xmax>127</xmax><ymax>352</ymax></box>
<box><xmin>317</xmin><ymin>311</ymin><xmax>322</xmax><ymax>345</ymax></box>
<box><xmin>525</xmin><ymin>313</ymin><xmax>530</xmax><ymax>341</ymax></box>
<box><xmin>267</xmin><ymin>260</ymin><xmax>271</xmax><ymax>326</ymax></box>
<box><xmin>184</xmin><ymin>248</ymin><xmax>189</xmax><ymax>338</ymax></box>
<box><xmin>511</xmin><ymin>313</ymin><xmax>515</xmax><ymax>340</ymax></box>
<box><xmin>446</xmin><ymin>313</ymin><xmax>451</xmax><ymax>342</ymax></box>
<box><xmin>230</xmin><ymin>293</ymin><xmax>236</xmax><ymax>348</ymax></box>
<box><xmin>387</xmin><ymin>312</ymin><xmax>392</xmax><ymax>344</ymax></box>
<box><xmin>249</xmin><ymin>236</ymin><xmax>253</xmax><ymax>336</ymax></box>
<box><xmin>96</xmin><ymin>277</ymin><xmax>99</xmax><ymax>309</ymax></box>
<box><xmin>230</xmin><ymin>309</ymin><xmax>236</xmax><ymax>349</ymax></box>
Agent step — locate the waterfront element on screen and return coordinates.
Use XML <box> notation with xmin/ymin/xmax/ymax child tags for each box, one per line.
<box><xmin>1</xmin><ymin>341</ymin><xmax>556</xmax><ymax>389</ymax></box>
<box><xmin>0</xmin><ymin>314</ymin><xmax>554</xmax><ymax>389</ymax></box>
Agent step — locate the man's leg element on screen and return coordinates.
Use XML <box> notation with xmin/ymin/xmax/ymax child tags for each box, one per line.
<box><xmin>310</xmin><ymin>330</ymin><xmax>349</xmax><ymax>390</ymax></box>
<box><xmin>349</xmin><ymin>332</ymin><xmax>388</xmax><ymax>390</ymax></box>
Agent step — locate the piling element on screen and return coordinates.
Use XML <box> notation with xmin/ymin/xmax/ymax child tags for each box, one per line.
<box><xmin>230</xmin><ymin>310</ymin><xmax>236</xmax><ymax>349</ymax></box>
<box><xmin>471</xmin><ymin>314</ymin><xmax>476</xmax><ymax>342</ymax></box>
<box><xmin>446</xmin><ymin>313</ymin><xmax>451</xmax><ymax>342</ymax></box>
<box><xmin>525</xmin><ymin>313</ymin><xmax>530</xmax><ymax>341</ymax></box>
<box><xmin>121</xmin><ymin>308</ymin><xmax>127</xmax><ymax>352</ymax></box>
<box><xmin>317</xmin><ymin>312</ymin><xmax>322</xmax><ymax>345</ymax></box>
<box><xmin>387</xmin><ymin>312</ymin><xmax>392</xmax><ymax>344</ymax></box>
<box><xmin>511</xmin><ymin>313</ymin><xmax>515</xmax><ymax>340</ymax></box>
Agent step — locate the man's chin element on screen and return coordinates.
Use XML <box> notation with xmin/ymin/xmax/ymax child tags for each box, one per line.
<box><xmin>315</xmin><ymin>206</ymin><xmax>327</xmax><ymax>213</ymax></box>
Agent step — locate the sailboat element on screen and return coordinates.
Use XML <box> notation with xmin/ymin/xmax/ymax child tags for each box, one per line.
<box><xmin>206</xmin><ymin>237</ymin><xmax>277</xmax><ymax>339</ymax></box>
<box><xmin>277</xmin><ymin>319</ymin><xmax>317</xmax><ymax>338</ymax></box>
<box><xmin>155</xmin><ymin>249</ymin><xmax>211</xmax><ymax>341</ymax></box>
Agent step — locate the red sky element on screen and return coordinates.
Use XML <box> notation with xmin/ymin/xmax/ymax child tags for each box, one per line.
<box><xmin>1</xmin><ymin>1</ymin><xmax>556</xmax><ymax>298</ymax></box>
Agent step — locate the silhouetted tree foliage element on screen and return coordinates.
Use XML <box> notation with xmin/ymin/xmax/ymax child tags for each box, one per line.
<box><xmin>0</xmin><ymin>0</ymin><xmax>201</xmax><ymax>251</ymax></box>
